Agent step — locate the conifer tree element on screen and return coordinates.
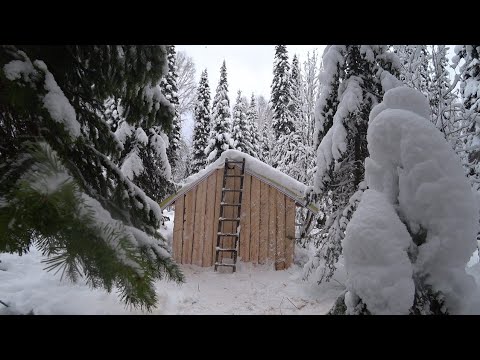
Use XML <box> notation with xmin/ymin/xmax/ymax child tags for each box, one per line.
<box><xmin>246</xmin><ymin>93</ymin><xmax>261</xmax><ymax>158</ymax></box>
<box><xmin>232</xmin><ymin>90</ymin><xmax>250</xmax><ymax>154</ymax></box>
<box><xmin>0</xmin><ymin>45</ymin><xmax>183</xmax><ymax>311</ymax></box>
<box><xmin>304</xmin><ymin>45</ymin><xmax>402</xmax><ymax>283</ymax></box>
<box><xmin>191</xmin><ymin>69</ymin><xmax>211</xmax><ymax>173</ymax></box>
<box><xmin>271</xmin><ymin>45</ymin><xmax>294</xmax><ymax>138</ymax></box>
<box><xmin>205</xmin><ymin>61</ymin><xmax>234</xmax><ymax>163</ymax></box>
<box><xmin>161</xmin><ymin>45</ymin><xmax>181</xmax><ymax>173</ymax></box>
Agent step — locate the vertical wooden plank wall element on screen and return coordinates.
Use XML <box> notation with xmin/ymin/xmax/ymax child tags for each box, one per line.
<box><xmin>182</xmin><ymin>187</ymin><xmax>196</xmax><ymax>264</ymax></box>
<box><xmin>275</xmin><ymin>190</ymin><xmax>286</xmax><ymax>270</ymax></box>
<box><xmin>202</xmin><ymin>172</ymin><xmax>217</xmax><ymax>266</ymax></box>
<box><xmin>249</xmin><ymin>177</ymin><xmax>260</xmax><ymax>263</ymax></box>
<box><xmin>239</xmin><ymin>174</ymin><xmax>251</xmax><ymax>262</ymax></box>
<box><xmin>285</xmin><ymin>198</ymin><xmax>296</xmax><ymax>269</ymax></box>
<box><xmin>268</xmin><ymin>185</ymin><xmax>277</xmax><ymax>265</ymax></box>
<box><xmin>192</xmin><ymin>180</ymin><xmax>206</xmax><ymax>265</ymax></box>
<box><xmin>213</xmin><ymin>169</ymin><xmax>223</xmax><ymax>263</ymax></box>
<box><xmin>172</xmin><ymin>195</ymin><xmax>185</xmax><ymax>263</ymax></box>
<box><xmin>258</xmin><ymin>181</ymin><xmax>268</xmax><ymax>264</ymax></box>
<box><xmin>172</xmin><ymin>167</ymin><xmax>297</xmax><ymax>269</ymax></box>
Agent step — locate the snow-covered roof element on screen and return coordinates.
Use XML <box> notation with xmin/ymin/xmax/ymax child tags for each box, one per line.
<box><xmin>160</xmin><ymin>150</ymin><xmax>317</xmax><ymax>213</ymax></box>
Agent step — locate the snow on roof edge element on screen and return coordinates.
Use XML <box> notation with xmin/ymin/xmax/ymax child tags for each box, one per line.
<box><xmin>159</xmin><ymin>150</ymin><xmax>317</xmax><ymax>213</ymax></box>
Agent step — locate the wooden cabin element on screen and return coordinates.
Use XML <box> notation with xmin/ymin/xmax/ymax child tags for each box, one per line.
<box><xmin>160</xmin><ymin>150</ymin><xmax>317</xmax><ymax>271</ymax></box>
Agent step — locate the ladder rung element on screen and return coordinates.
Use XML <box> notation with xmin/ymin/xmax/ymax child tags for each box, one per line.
<box><xmin>225</xmin><ymin>161</ymin><xmax>244</xmax><ymax>164</ymax></box>
<box><xmin>217</xmin><ymin>232</ymin><xmax>239</xmax><ymax>237</ymax></box>
<box><xmin>220</xmin><ymin>203</ymin><xmax>242</xmax><ymax>206</ymax></box>
<box><xmin>216</xmin><ymin>248</ymin><xmax>238</xmax><ymax>252</ymax></box>
<box><xmin>222</xmin><ymin>189</ymin><xmax>243</xmax><ymax>192</ymax></box>
<box><xmin>215</xmin><ymin>263</ymin><xmax>236</xmax><ymax>267</ymax></box>
<box><xmin>219</xmin><ymin>218</ymin><xmax>240</xmax><ymax>221</ymax></box>
<box><xmin>224</xmin><ymin>175</ymin><xmax>244</xmax><ymax>177</ymax></box>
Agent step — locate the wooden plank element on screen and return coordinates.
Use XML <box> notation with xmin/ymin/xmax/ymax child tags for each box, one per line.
<box><xmin>268</xmin><ymin>185</ymin><xmax>277</xmax><ymax>265</ymax></box>
<box><xmin>203</xmin><ymin>172</ymin><xmax>217</xmax><ymax>267</ymax></box>
<box><xmin>182</xmin><ymin>187</ymin><xmax>196</xmax><ymax>264</ymax></box>
<box><xmin>250</xmin><ymin>176</ymin><xmax>260</xmax><ymax>264</ymax></box>
<box><xmin>192</xmin><ymin>179</ymin><xmax>207</xmax><ymax>266</ymax></box>
<box><xmin>258</xmin><ymin>180</ymin><xmax>269</xmax><ymax>264</ymax></box>
<box><xmin>213</xmin><ymin>169</ymin><xmax>223</xmax><ymax>263</ymax></box>
<box><xmin>275</xmin><ymin>191</ymin><xmax>286</xmax><ymax>270</ymax></box>
<box><xmin>285</xmin><ymin>198</ymin><xmax>296</xmax><ymax>269</ymax></box>
<box><xmin>172</xmin><ymin>196</ymin><xmax>185</xmax><ymax>263</ymax></box>
<box><xmin>239</xmin><ymin>173</ymin><xmax>251</xmax><ymax>262</ymax></box>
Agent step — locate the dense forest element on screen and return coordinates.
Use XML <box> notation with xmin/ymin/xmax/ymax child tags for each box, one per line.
<box><xmin>1</xmin><ymin>45</ymin><xmax>479</xmax><ymax>315</ymax></box>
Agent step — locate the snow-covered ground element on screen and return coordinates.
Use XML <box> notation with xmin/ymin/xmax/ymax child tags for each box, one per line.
<box><xmin>1</xmin><ymin>208</ymin><xmax>479</xmax><ymax>315</ymax></box>
<box><xmin>0</xmin><ymin>248</ymin><xmax>343</xmax><ymax>315</ymax></box>
<box><xmin>0</xmin><ymin>211</ymin><xmax>343</xmax><ymax>315</ymax></box>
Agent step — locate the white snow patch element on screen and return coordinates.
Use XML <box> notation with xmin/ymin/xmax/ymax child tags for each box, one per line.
<box><xmin>362</xmin><ymin>86</ymin><xmax>479</xmax><ymax>314</ymax></box>
<box><xmin>181</xmin><ymin>149</ymin><xmax>308</xmax><ymax>201</ymax></box>
<box><xmin>343</xmin><ymin>190</ymin><xmax>414</xmax><ymax>315</ymax></box>
<box><xmin>120</xmin><ymin>151</ymin><xmax>144</xmax><ymax>180</ymax></box>
<box><xmin>34</xmin><ymin>60</ymin><xmax>81</xmax><ymax>139</ymax></box>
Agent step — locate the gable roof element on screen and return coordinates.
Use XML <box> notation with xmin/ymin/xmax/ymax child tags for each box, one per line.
<box><xmin>160</xmin><ymin>150</ymin><xmax>318</xmax><ymax>214</ymax></box>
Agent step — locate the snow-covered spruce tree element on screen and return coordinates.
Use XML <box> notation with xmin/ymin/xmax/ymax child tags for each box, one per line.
<box><xmin>270</xmin><ymin>45</ymin><xmax>294</xmax><ymax>169</ymax></box>
<box><xmin>246</xmin><ymin>93</ymin><xmax>261</xmax><ymax>159</ymax></box>
<box><xmin>260</xmin><ymin>117</ymin><xmax>272</xmax><ymax>165</ymax></box>
<box><xmin>328</xmin><ymin>86</ymin><xmax>478</xmax><ymax>315</ymax></box>
<box><xmin>288</xmin><ymin>54</ymin><xmax>303</xmax><ymax>124</ymax></box>
<box><xmin>161</xmin><ymin>45</ymin><xmax>181</xmax><ymax>173</ymax></box>
<box><xmin>303</xmin><ymin>45</ymin><xmax>402</xmax><ymax>283</ymax></box>
<box><xmin>453</xmin><ymin>45</ymin><xmax>480</xmax><ymax>189</ymax></box>
<box><xmin>232</xmin><ymin>90</ymin><xmax>250</xmax><ymax>154</ymax></box>
<box><xmin>302</xmin><ymin>50</ymin><xmax>320</xmax><ymax>149</ymax></box>
<box><xmin>0</xmin><ymin>45</ymin><xmax>183</xmax><ymax>311</ymax></box>
<box><xmin>313</xmin><ymin>46</ymin><xmax>346</xmax><ymax>152</ymax></box>
<box><xmin>393</xmin><ymin>45</ymin><xmax>430</xmax><ymax>97</ymax></box>
<box><xmin>191</xmin><ymin>69</ymin><xmax>211</xmax><ymax>174</ymax></box>
<box><xmin>115</xmin><ymin>108</ymin><xmax>173</xmax><ymax>203</ymax></box>
<box><xmin>271</xmin><ymin>45</ymin><xmax>293</xmax><ymax>136</ymax></box>
<box><xmin>205</xmin><ymin>60</ymin><xmax>234</xmax><ymax>163</ymax></box>
<box><xmin>275</xmin><ymin>53</ymin><xmax>310</xmax><ymax>183</ymax></box>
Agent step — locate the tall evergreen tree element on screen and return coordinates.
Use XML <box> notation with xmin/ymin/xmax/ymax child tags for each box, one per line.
<box><xmin>313</xmin><ymin>46</ymin><xmax>345</xmax><ymax>151</ymax></box>
<box><xmin>288</xmin><ymin>54</ymin><xmax>303</xmax><ymax>123</ymax></box>
<box><xmin>302</xmin><ymin>50</ymin><xmax>320</xmax><ymax>150</ymax></box>
<box><xmin>232</xmin><ymin>90</ymin><xmax>250</xmax><ymax>154</ymax></box>
<box><xmin>0</xmin><ymin>45</ymin><xmax>183</xmax><ymax>311</ymax></box>
<box><xmin>271</xmin><ymin>45</ymin><xmax>294</xmax><ymax>138</ymax></box>
<box><xmin>205</xmin><ymin>61</ymin><xmax>234</xmax><ymax>163</ymax></box>
<box><xmin>303</xmin><ymin>45</ymin><xmax>402</xmax><ymax>283</ymax></box>
<box><xmin>246</xmin><ymin>93</ymin><xmax>261</xmax><ymax>159</ymax></box>
<box><xmin>260</xmin><ymin>119</ymin><xmax>272</xmax><ymax>165</ymax></box>
<box><xmin>161</xmin><ymin>45</ymin><xmax>181</xmax><ymax>173</ymax></box>
<box><xmin>191</xmin><ymin>69</ymin><xmax>211</xmax><ymax>173</ymax></box>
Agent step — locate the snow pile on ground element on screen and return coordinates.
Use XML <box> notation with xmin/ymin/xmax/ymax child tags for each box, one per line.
<box><xmin>343</xmin><ymin>190</ymin><xmax>414</xmax><ymax>315</ymax></box>
<box><xmin>343</xmin><ymin>86</ymin><xmax>479</xmax><ymax>314</ymax></box>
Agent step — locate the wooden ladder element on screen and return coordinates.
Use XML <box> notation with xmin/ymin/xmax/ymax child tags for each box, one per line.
<box><xmin>214</xmin><ymin>158</ymin><xmax>246</xmax><ymax>272</ymax></box>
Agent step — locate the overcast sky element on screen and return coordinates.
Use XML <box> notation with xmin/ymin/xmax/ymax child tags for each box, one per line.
<box><xmin>176</xmin><ymin>45</ymin><xmax>326</xmax><ymax>140</ymax></box>
<box><xmin>176</xmin><ymin>45</ymin><xmax>326</xmax><ymax>100</ymax></box>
